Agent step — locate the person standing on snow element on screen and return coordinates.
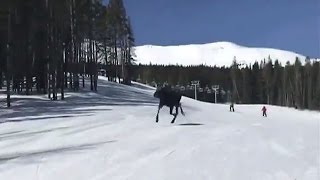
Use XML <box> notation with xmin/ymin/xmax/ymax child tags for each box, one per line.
<box><xmin>230</xmin><ymin>102</ymin><xmax>235</xmax><ymax>112</ymax></box>
<box><xmin>262</xmin><ymin>106</ymin><xmax>267</xmax><ymax>117</ymax></box>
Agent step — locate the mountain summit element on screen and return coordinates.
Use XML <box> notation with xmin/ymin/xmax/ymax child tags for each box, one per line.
<box><xmin>134</xmin><ymin>41</ymin><xmax>308</xmax><ymax>67</ymax></box>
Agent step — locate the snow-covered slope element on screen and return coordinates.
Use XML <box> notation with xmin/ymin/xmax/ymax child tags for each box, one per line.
<box><xmin>134</xmin><ymin>41</ymin><xmax>309</xmax><ymax>67</ymax></box>
<box><xmin>0</xmin><ymin>77</ymin><xmax>319</xmax><ymax>180</ymax></box>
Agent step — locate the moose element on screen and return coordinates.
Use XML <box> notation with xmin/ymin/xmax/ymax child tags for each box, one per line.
<box><xmin>153</xmin><ymin>86</ymin><xmax>185</xmax><ymax>123</ymax></box>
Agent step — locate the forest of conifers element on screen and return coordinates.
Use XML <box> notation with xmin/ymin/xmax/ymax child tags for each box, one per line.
<box><xmin>132</xmin><ymin>57</ymin><xmax>320</xmax><ymax>110</ymax></box>
<box><xmin>0</xmin><ymin>0</ymin><xmax>134</xmax><ymax>107</ymax></box>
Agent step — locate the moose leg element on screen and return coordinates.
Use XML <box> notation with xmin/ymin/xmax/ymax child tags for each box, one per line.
<box><xmin>180</xmin><ymin>104</ymin><xmax>185</xmax><ymax>116</ymax></box>
<box><xmin>170</xmin><ymin>106</ymin><xmax>179</xmax><ymax>123</ymax></box>
<box><xmin>169</xmin><ymin>106</ymin><xmax>174</xmax><ymax>115</ymax></box>
<box><xmin>156</xmin><ymin>105</ymin><xmax>162</xmax><ymax>123</ymax></box>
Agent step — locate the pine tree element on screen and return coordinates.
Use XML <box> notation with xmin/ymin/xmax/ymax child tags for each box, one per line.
<box><xmin>251</xmin><ymin>61</ymin><xmax>262</xmax><ymax>103</ymax></box>
<box><xmin>272</xmin><ymin>60</ymin><xmax>282</xmax><ymax>105</ymax></box>
<box><xmin>263</xmin><ymin>57</ymin><xmax>273</xmax><ymax>104</ymax></box>
<box><xmin>304</xmin><ymin>56</ymin><xmax>312</xmax><ymax>109</ymax></box>
<box><xmin>311</xmin><ymin>61</ymin><xmax>320</xmax><ymax>109</ymax></box>
<box><xmin>241</xmin><ymin>65</ymin><xmax>252</xmax><ymax>103</ymax></box>
<box><xmin>294</xmin><ymin>57</ymin><xmax>303</xmax><ymax>108</ymax></box>
<box><xmin>230</xmin><ymin>57</ymin><xmax>240</xmax><ymax>102</ymax></box>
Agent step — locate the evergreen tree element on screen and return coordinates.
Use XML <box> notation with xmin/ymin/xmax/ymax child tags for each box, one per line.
<box><xmin>263</xmin><ymin>58</ymin><xmax>273</xmax><ymax>104</ymax></box>
<box><xmin>294</xmin><ymin>57</ymin><xmax>303</xmax><ymax>108</ymax></box>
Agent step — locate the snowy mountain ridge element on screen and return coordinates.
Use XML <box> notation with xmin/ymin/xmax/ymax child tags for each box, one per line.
<box><xmin>134</xmin><ymin>41</ymin><xmax>316</xmax><ymax>67</ymax></box>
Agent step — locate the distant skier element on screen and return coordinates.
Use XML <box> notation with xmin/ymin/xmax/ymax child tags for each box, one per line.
<box><xmin>262</xmin><ymin>106</ymin><xmax>267</xmax><ymax>117</ymax></box>
<box><xmin>230</xmin><ymin>102</ymin><xmax>235</xmax><ymax>112</ymax></box>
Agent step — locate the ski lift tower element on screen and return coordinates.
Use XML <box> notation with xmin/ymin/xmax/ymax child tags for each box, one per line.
<box><xmin>212</xmin><ymin>85</ymin><xmax>220</xmax><ymax>103</ymax></box>
<box><xmin>191</xmin><ymin>80</ymin><xmax>200</xmax><ymax>100</ymax></box>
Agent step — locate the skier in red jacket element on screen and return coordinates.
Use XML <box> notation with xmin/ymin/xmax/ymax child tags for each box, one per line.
<box><xmin>262</xmin><ymin>106</ymin><xmax>267</xmax><ymax>117</ymax></box>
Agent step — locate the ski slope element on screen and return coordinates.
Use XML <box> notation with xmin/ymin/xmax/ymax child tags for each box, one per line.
<box><xmin>134</xmin><ymin>41</ymin><xmax>311</xmax><ymax>67</ymax></box>
<box><xmin>0</xmin><ymin>77</ymin><xmax>319</xmax><ymax>180</ymax></box>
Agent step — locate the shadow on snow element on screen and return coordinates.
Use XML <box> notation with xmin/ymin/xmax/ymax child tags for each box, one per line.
<box><xmin>0</xmin><ymin>78</ymin><xmax>158</xmax><ymax>123</ymax></box>
<box><xmin>0</xmin><ymin>140</ymin><xmax>117</xmax><ymax>164</ymax></box>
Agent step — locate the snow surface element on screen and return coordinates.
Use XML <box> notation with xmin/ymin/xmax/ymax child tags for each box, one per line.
<box><xmin>134</xmin><ymin>41</ymin><xmax>312</xmax><ymax>67</ymax></box>
<box><xmin>0</xmin><ymin>76</ymin><xmax>319</xmax><ymax>180</ymax></box>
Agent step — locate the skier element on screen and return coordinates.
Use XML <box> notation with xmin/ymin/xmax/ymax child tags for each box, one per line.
<box><xmin>230</xmin><ymin>102</ymin><xmax>235</xmax><ymax>112</ymax></box>
<box><xmin>262</xmin><ymin>106</ymin><xmax>267</xmax><ymax>117</ymax></box>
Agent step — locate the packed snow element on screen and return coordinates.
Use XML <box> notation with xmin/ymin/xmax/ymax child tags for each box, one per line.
<box><xmin>134</xmin><ymin>41</ymin><xmax>312</xmax><ymax>67</ymax></box>
<box><xmin>0</xmin><ymin>76</ymin><xmax>319</xmax><ymax>180</ymax></box>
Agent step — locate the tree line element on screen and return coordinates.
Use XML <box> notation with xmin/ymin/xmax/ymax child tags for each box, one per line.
<box><xmin>230</xmin><ymin>56</ymin><xmax>320</xmax><ymax>110</ymax></box>
<box><xmin>0</xmin><ymin>0</ymin><xmax>135</xmax><ymax>107</ymax></box>
<box><xmin>132</xmin><ymin>56</ymin><xmax>320</xmax><ymax>110</ymax></box>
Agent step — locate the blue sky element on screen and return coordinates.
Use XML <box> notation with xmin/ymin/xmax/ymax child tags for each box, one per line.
<box><xmin>106</xmin><ymin>0</ymin><xmax>320</xmax><ymax>57</ymax></box>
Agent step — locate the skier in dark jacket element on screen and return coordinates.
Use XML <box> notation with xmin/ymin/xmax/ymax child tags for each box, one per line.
<box><xmin>262</xmin><ymin>106</ymin><xmax>267</xmax><ymax>117</ymax></box>
<box><xmin>230</xmin><ymin>102</ymin><xmax>235</xmax><ymax>112</ymax></box>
